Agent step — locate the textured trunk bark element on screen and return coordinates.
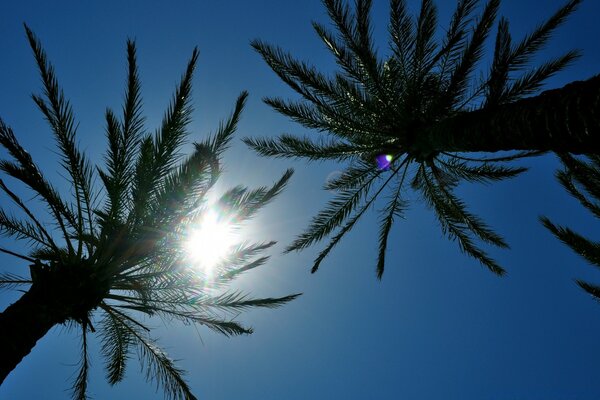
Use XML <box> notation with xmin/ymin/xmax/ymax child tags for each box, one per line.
<box><xmin>428</xmin><ymin>75</ymin><xmax>600</xmax><ymax>154</ymax></box>
<box><xmin>0</xmin><ymin>284</ymin><xmax>66</xmax><ymax>385</ymax></box>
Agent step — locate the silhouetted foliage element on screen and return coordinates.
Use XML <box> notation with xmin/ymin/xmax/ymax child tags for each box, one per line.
<box><xmin>247</xmin><ymin>0</ymin><xmax>599</xmax><ymax>278</ymax></box>
<box><xmin>0</xmin><ymin>25</ymin><xmax>298</xmax><ymax>400</ymax></box>
<box><xmin>542</xmin><ymin>154</ymin><xmax>600</xmax><ymax>302</ymax></box>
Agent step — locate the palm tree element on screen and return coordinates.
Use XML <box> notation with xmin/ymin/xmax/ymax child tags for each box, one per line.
<box><xmin>246</xmin><ymin>0</ymin><xmax>599</xmax><ymax>278</ymax></box>
<box><xmin>0</xmin><ymin>26</ymin><xmax>298</xmax><ymax>400</ymax></box>
<box><xmin>541</xmin><ymin>154</ymin><xmax>600</xmax><ymax>301</ymax></box>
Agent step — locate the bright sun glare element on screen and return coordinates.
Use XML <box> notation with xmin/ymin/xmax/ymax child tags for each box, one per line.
<box><xmin>185</xmin><ymin>209</ymin><xmax>234</xmax><ymax>271</ymax></box>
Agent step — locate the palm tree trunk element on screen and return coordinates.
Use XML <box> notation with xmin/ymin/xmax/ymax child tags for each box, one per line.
<box><xmin>430</xmin><ymin>75</ymin><xmax>600</xmax><ymax>154</ymax></box>
<box><xmin>0</xmin><ymin>284</ymin><xmax>66</xmax><ymax>385</ymax></box>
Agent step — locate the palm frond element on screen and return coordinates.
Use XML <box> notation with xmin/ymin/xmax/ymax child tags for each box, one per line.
<box><xmin>287</xmin><ymin>169</ymin><xmax>382</xmax><ymax>252</ymax></box>
<box><xmin>217</xmin><ymin>241</ymin><xmax>276</xmax><ymax>268</ymax></box>
<box><xmin>428</xmin><ymin>162</ymin><xmax>509</xmax><ymax>249</ymax></box>
<box><xmin>130</xmin><ymin>48</ymin><xmax>198</xmax><ymax>226</ymax></box>
<box><xmin>417</xmin><ymin>164</ymin><xmax>505</xmax><ymax>275</ymax></box>
<box><xmin>485</xmin><ymin>16</ymin><xmax>512</xmax><ymax>107</ymax></box>
<box><xmin>70</xmin><ymin>323</ymin><xmax>90</xmax><ymax>400</ymax></box>
<box><xmin>215</xmin><ymin>256</ymin><xmax>271</xmax><ymax>282</ymax></box>
<box><xmin>101</xmin><ymin>40</ymin><xmax>144</xmax><ymax>225</ymax></box>
<box><xmin>576</xmin><ymin>280</ymin><xmax>600</xmax><ymax>302</ymax></box>
<box><xmin>0</xmin><ymin>272</ymin><xmax>31</xmax><ymax>292</ymax></box>
<box><xmin>444</xmin><ymin>0</ymin><xmax>500</xmax><ymax>109</ymax></box>
<box><xmin>0</xmin><ymin>120</ymin><xmax>76</xmax><ymax>247</ymax></box>
<box><xmin>556</xmin><ymin>172</ymin><xmax>600</xmax><ymax>219</ymax></box>
<box><xmin>541</xmin><ymin>217</ymin><xmax>600</xmax><ymax>266</ymax></box>
<box><xmin>192</xmin><ymin>292</ymin><xmax>301</xmax><ymax>311</ymax></box>
<box><xmin>251</xmin><ymin>41</ymin><xmax>339</xmax><ymax>106</ymax></box>
<box><xmin>151</xmin><ymin>143</ymin><xmax>218</xmax><ymax>226</ymax></box>
<box><xmin>243</xmin><ymin>134</ymin><xmax>367</xmax><ymax>161</ymax></box>
<box><xmin>311</xmin><ymin>163</ymin><xmax>403</xmax><ymax>273</ymax></box>
<box><xmin>376</xmin><ymin>161</ymin><xmax>410</xmax><ymax>278</ymax></box>
<box><xmin>99</xmin><ymin>309</ymin><xmax>132</xmax><ymax>385</ymax></box>
<box><xmin>441</xmin><ymin>150</ymin><xmax>545</xmax><ymax>163</ymax></box>
<box><xmin>312</xmin><ymin>21</ymin><xmax>362</xmax><ymax>83</ymax></box>
<box><xmin>0</xmin><ymin>246</ymin><xmax>37</xmax><ymax>263</ymax></box>
<box><xmin>412</xmin><ymin>0</ymin><xmax>438</xmax><ymax>79</ymax></box>
<box><xmin>506</xmin><ymin>0</ymin><xmax>581</xmax><ymax>72</ymax></box>
<box><xmin>323</xmin><ymin>0</ymin><xmax>381</xmax><ymax>90</ymax></box>
<box><xmin>149</xmin><ymin>91</ymin><xmax>252</xmax><ymax>225</ymax></box>
<box><xmin>499</xmin><ymin>50</ymin><xmax>580</xmax><ymax>103</ymax></box>
<box><xmin>0</xmin><ymin>207</ymin><xmax>51</xmax><ymax>247</ymax></box>
<box><xmin>263</xmin><ymin>97</ymin><xmax>378</xmax><ymax>143</ymax></box>
<box><xmin>204</xmin><ymin>91</ymin><xmax>248</xmax><ymax>156</ymax></box>
<box><xmin>120</xmin><ymin>40</ymin><xmax>145</xmax><ymax>157</ymax></box>
<box><xmin>323</xmin><ymin>160</ymin><xmax>376</xmax><ymax>191</ymax></box>
<box><xmin>434</xmin><ymin>0</ymin><xmax>479</xmax><ymax>79</ymax></box>
<box><xmin>438</xmin><ymin>158</ymin><xmax>527</xmax><ymax>184</ymax></box>
<box><xmin>25</xmin><ymin>25</ymin><xmax>96</xmax><ymax>252</ymax></box>
<box><xmin>541</xmin><ymin>153</ymin><xmax>600</xmax><ymax>303</ymax></box>
<box><xmin>216</xmin><ymin>169</ymin><xmax>293</xmax><ymax>224</ymax></box>
<box><xmin>557</xmin><ymin>154</ymin><xmax>600</xmax><ymax>203</ymax></box>
<box><xmin>103</xmin><ymin>306</ymin><xmax>196</xmax><ymax>400</ymax></box>
<box><xmin>485</xmin><ymin>0</ymin><xmax>581</xmax><ymax>105</ymax></box>
<box><xmin>0</xmin><ymin>180</ymin><xmax>56</xmax><ymax>249</ymax></box>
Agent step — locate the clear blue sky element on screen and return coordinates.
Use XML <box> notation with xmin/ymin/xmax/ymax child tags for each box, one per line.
<box><xmin>1</xmin><ymin>1</ymin><xmax>600</xmax><ymax>399</ymax></box>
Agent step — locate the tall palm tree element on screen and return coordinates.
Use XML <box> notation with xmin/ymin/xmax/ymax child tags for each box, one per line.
<box><xmin>246</xmin><ymin>0</ymin><xmax>599</xmax><ymax>278</ymax></box>
<box><xmin>541</xmin><ymin>154</ymin><xmax>600</xmax><ymax>301</ymax></box>
<box><xmin>0</xmin><ymin>26</ymin><xmax>298</xmax><ymax>400</ymax></box>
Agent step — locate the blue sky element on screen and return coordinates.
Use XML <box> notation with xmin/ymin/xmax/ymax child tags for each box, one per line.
<box><xmin>1</xmin><ymin>0</ymin><xmax>600</xmax><ymax>399</ymax></box>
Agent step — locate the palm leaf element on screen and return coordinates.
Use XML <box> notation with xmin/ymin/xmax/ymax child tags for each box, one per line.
<box><xmin>506</xmin><ymin>0</ymin><xmax>581</xmax><ymax>71</ymax></box>
<box><xmin>0</xmin><ymin>272</ymin><xmax>31</xmax><ymax>292</ymax></box>
<box><xmin>70</xmin><ymin>323</ymin><xmax>90</xmax><ymax>400</ymax></box>
<box><xmin>312</xmin><ymin>165</ymin><xmax>402</xmax><ymax>273</ymax></box>
<box><xmin>485</xmin><ymin>0</ymin><xmax>581</xmax><ymax>105</ymax></box>
<box><xmin>412</xmin><ymin>0</ymin><xmax>438</xmax><ymax>80</ymax></box>
<box><xmin>215</xmin><ymin>169</ymin><xmax>293</xmax><ymax>224</ymax></box>
<box><xmin>244</xmin><ymin>135</ymin><xmax>369</xmax><ymax>161</ymax></box>
<box><xmin>0</xmin><ymin>120</ymin><xmax>76</xmax><ymax>247</ymax></box>
<box><xmin>104</xmin><ymin>307</ymin><xmax>196</xmax><ymax>400</ymax></box>
<box><xmin>542</xmin><ymin>154</ymin><xmax>600</xmax><ymax>303</ymax></box>
<box><xmin>417</xmin><ymin>164</ymin><xmax>506</xmax><ymax>275</ymax></box>
<box><xmin>576</xmin><ymin>280</ymin><xmax>600</xmax><ymax>302</ymax></box>
<box><xmin>130</xmin><ymin>48</ymin><xmax>198</xmax><ymax>226</ymax></box>
<box><xmin>376</xmin><ymin>161</ymin><xmax>410</xmax><ymax>278</ymax></box>
<box><xmin>541</xmin><ymin>217</ymin><xmax>600</xmax><ymax>266</ymax></box>
<box><xmin>99</xmin><ymin>309</ymin><xmax>132</xmax><ymax>385</ymax></box>
<box><xmin>26</xmin><ymin>25</ymin><xmax>96</xmax><ymax>252</ymax></box>
<box><xmin>287</xmin><ymin>169</ymin><xmax>381</xmax><ymax>252</ymax></box>
<box><xmin>444</xmin><ymin>0</ymin><xmax>500</xmax><ymax>109</ymax></box>
<box><xmin>439</xmin><ymin>158</ymin><xmax>527</xmax><ymax>184</ymax></box>
<box><xmin>101</xmin><ymin>40</ymin><xmax>144</xmax><ymax>224</ymax></box>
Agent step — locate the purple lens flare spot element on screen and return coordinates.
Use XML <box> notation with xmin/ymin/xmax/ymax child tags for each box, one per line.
<box><xmin>375</xmin><ymin>154</ymin><xmax>393</xmax><ymax>170</ymax></box>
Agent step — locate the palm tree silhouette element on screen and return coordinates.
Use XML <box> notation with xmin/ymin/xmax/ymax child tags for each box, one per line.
<box><xmin>246</xmin><ymin>0</ymin><xmax>599</xmax><ymax>278</ymax></box>
<box><xmin>0</xmin><ymin>26</ymin><xmax>298</xmax><ymax>400</ymax></box>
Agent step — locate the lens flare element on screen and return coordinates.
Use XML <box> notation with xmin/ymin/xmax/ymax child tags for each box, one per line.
<box><xmin>375</xmin><ymin>153</ymin><xmax>393</xmax><ymax>170</ymax></box>
<box><xmin>185</xmin><ymin>209</ymin><xmax>233</xmax><ymax>271</ymax></box>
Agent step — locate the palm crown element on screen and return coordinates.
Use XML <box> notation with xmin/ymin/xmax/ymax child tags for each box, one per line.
<box><xmin>0</xmin><ymin>26</ymin><xmax>297</xmax><ymax>400</ymax></box>
<box><xmin>246</xmin><ymin>0</ymin><xmax>591</xmax><ymax>278</ymax></box>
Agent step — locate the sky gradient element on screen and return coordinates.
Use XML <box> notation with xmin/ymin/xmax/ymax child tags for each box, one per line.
<box><xmin>1</xmin><ymin>1</ymin><xmax>600</xmax><ymax>399</ymax></box>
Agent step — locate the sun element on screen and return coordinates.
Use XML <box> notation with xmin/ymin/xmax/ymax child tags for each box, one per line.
<box><xmin>185</xmin><ymin>209</ymin><xmax>234</xmax><ymax>271</ymax></box>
